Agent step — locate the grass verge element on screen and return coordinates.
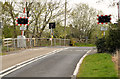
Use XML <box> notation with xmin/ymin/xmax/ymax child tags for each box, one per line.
<box><xmin>77</xmin><ymin>53</ymin><xmax>118</xmax><ymax>77</ymax></box>
<box><xmin>0</xmin><ymin>53</ymin><xmax>7</xmax><ymax>55</ymax></box>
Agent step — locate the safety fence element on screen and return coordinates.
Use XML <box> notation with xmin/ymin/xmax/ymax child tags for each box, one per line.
<box><xmin>2</xmin><ymin>38</ymin><xmax>70</xmax><ymax>52</ymax></box>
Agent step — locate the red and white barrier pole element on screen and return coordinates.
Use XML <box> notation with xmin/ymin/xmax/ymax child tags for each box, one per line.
<box><xmin>21</xmin><ymin>8</ymin><xmax>26</xmax><ymax>36</ymax></box>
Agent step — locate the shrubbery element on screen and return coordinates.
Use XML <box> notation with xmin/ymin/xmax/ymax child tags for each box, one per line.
<box><xmin>95</xmin><ymin>37</ymin><xmax>107</xmax><ymax>53</ymax></box>
<box><xmin>96</xmin><ymin>26</ymin><xmax>120</xmax><ymax>53</ymax></box>
<box><xmin>69</xmin><ymin>38</ymin><xmax>76</xmax><ymax>46</ymax></box>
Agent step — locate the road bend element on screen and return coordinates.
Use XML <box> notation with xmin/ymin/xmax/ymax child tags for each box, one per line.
<box><xmin>2</xmin><ymin>47</ymin><xmax>94</xmax><ymax>79</ymax></box>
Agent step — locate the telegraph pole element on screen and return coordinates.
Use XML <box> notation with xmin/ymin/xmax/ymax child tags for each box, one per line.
<box><xmin>118</xmin><ymin>0</ymin><xmax>120</xmax><ymax>20</ymax></box>
<box><xmin>64</xmin><ymin>0</ymin><xmax>67</xmax><ymax>46</ymax></box>
<box><xmin>117</xmin><ymin>0</ymin><xmax>120</xmax><ymax>27</ymax></box>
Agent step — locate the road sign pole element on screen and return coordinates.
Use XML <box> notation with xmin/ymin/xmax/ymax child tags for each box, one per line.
<box><xmin>103</xmin><ymin>31</ymin><xmax>105</xmax><ymax>36</ymax></box>
<box><xmin>22</xmin><ymin>30</ymin><xmax>24</xmax><ymax>36</ymax></box>
<box><xmin>21</xmin><ymin>25</ymin><xmax>25</xmax><ymax>36</ymax></box>
<box><xmin>64</xmin><ymin>0</ymin><xmax>67</xmax><ymax>46</ymax></box>
<box><xmin>51</xmin><ymin>28</ymin><xmax>53</xmax><ymax>46</ymax></box>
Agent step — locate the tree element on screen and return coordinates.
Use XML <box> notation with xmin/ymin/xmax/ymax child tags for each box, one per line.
<box><xmin>2</xmin><ymin>2</ymin><xmax>19</xmax><ymax>38</ymax></box>
<box><xmin>29</xmin><ymin>0</ymin><xmax>70</xmax><ymax>38</ymax></box>
<box><xmin>1</xmin><ymin>1</ymin><xmax>71</xmax><ymax>39</ymax></box>
<box><xmin>53</xmin><ymin>21</ymin><xmax>71</xmax><ymax>39</ymax></box>
<box><xmin>70</xmin><ymin>3</ymin><xmax>97</xmax><ymax>41</ymax></box>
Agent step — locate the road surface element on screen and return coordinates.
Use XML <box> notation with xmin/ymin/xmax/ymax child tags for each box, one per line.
<box><xmin>2</xmin><ymin>47</ymin><xmax>94</xmax><ymax>79</ymax></box>
<box><xmin>2</xmin><ymin>47</ymin><xmax>61</xmax><ymax>70</ymax></box>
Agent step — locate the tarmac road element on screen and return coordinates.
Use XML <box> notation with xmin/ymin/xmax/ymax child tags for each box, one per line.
<box><xmin>2</xmin><ymin>47</ymin><xmax>94</xmax><ymax>79</ymax></box>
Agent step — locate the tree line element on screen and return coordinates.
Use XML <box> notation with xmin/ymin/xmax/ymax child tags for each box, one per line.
<box><xmin>1</xmin><ymin>1</ymin><xmax>103</xmax><ymax>44</ymax></box>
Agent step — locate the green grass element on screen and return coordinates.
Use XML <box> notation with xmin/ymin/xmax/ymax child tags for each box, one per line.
<box><xmin>77</xmin><ymin>53</ymin><xmax>118</xmax><ymax>77</ymax></box>
<box><xmin>75</xmin><ymin>43</ymin><xmax>96</xmax><ymax>47</ymax></box>
<box><xmin>0</xmin><ymin>53</ymin><xmax>7</xmax><ymax>55</ymax></box>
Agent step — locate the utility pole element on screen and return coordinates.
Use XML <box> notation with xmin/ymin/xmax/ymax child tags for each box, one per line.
<box><xmin>117</xmin><ymin>0</ymin><xmax>120</xmax><ymax>27</ymax></box>
<box><xmin>64</xmin><ymin>0</ymin><xmax>67</xmax><ymax>46</ymax></box>
<box><xmin>118</xmin><ymin>0</ymin><xmax>120</xmax><ymax>20</ymax></box>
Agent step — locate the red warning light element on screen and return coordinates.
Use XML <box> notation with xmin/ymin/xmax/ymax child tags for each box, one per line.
<box><xmin>97</xmin><ymin>15</ymin><xmax>111</xmax><ymax>24</ymax></box>
<box><xmin>16</xmin><ymin>17</ymin><xmax>29</xmax><ymax>26</ymax></box>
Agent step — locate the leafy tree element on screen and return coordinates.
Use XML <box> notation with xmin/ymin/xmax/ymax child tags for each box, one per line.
<box><xmin>2</xmin><ymin>2</ymin><xmax>19</xmax><ymax>38</ymax></box>
<box><xmin>53</xmin><ymin>22</ymin><xmax>71</xmax><ymax>39</ymax></box>
<box><xmin>70</xmin><ymin>3</ymin><xmax>97</xmax><ymax>41</ymax></box>
<box><xmin>2</xmin><ymin>1</ymin><xmax>71</xmax><ymax>38</ymax></box>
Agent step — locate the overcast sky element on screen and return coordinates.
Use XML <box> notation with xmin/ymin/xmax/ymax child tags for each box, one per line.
<box><xmin>68</xmin><ymin>0</ymin><xmax>119</xmax><ymax>23</ymax></box>
<box><xmin>1</xmin><ymin>0</ymin><xmax>119</xmax><ymax>23</ymax></box>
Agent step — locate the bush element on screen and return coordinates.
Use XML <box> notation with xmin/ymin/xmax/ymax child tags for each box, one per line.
<box><xmin>95</xmin><ymin>37</ymin><xmax>107</xmax><ymax>53</ymax></box>
<box><xmin>74</xmin><ymin>42</ymin><xmax>95</xmax><ymax>47</ymax></box>
<box><xmin>69</xmin><ymin>38</ymin><xmax>76</xmax><ymax>46</ymax></box>
<box><xmin>106</xmin><ymin>28</ymin><xmax>120</xmax><ymax>53</ymax></box>
<box><xmin>96</xmin><ymin>26</ymin><xmax>120</xmax><ymax>53</ymax></box>
<box><xmin>2</xmin><ymin>46</ymin><xmax>8</xmax><ymax>52</ymax></box>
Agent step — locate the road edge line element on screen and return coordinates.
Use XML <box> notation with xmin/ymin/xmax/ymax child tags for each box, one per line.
<box><xmin>72</xmin><ymin>50</ymin><xmax>91</xmax><ymax>79</ymax></box>
<box><xmin>0</xmin><ymin>48</ymin><xmax>68</xmax><ymax>77</ymax></box>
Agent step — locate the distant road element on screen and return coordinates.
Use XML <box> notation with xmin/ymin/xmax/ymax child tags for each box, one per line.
<box><xmin>2</xmin><ymin>47</ymin><xmax>94</xmax><ymax>79</ymax></box>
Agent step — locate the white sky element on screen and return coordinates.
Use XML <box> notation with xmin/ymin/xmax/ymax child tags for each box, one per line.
<box><xmin>1</xmin><ymin>0</ymin><xmax>119</xmax><ymax>23</ymax></box>
<box><xmin>68</xmin><ymin>0</ymin><xmax>119</xmax><ymax>23</ymax></box>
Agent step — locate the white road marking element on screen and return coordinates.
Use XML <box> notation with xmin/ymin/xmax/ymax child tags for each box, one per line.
<box><xmin>63</xmin><ymin>50</ymin><xmax>73</xmax><ymax>51</ymax></box>
<box><xmin>72</xmin><ymin>50</ymin><xmax>91</xmax><ymax>78</ymax></box>
<box><xmin>84</xmin><ymin>50</ymin><xmax>88</xmax><ymax>51</ymax></box>
<box><xmin>75</xmin><ymin>50</ymin><xmax>82</xmax><ymax>51</ymax></box>
<box><xmin>0</xmin><ymin>48</ymin><xmax>68</xmax><ymax>77</ymax></box>
<box><xmin>63</xmin><ymin>50</ymin><xmax>89</xmax><ymax>52</ymax></box>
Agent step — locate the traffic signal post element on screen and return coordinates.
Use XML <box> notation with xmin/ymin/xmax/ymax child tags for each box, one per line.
<box><xmin>16</xmin><ymin>7</ymin><xmax>28</xmax><ymax>48</ymax></box>
<box><xmin>49</xmin><ymin>22</ymin><xmax>55</xmax><ymax>46</ymax></box>
<box><xmin>97</xmin><ymin>15</ymin><xmax>110</xmax><ymax>37</ymax></box>
<box><xmin>101</xmin><ymin>27</ymin><xmax>107</xmax><ymax>36</ymax></box>
<box><xmin>51</xmin><ymin>28</ymin><xmax>53</xmax><ymax>46</ymax></box>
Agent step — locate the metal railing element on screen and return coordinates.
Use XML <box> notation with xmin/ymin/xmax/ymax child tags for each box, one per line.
<box><xmin>2</xmin><ymin>38</ymin><xmax>70</xmax><ymax>52</ymax></box>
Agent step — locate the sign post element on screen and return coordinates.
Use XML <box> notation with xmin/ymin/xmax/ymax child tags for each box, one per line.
<box><xmin>16</xmin><ymin>7</ymin><xmax>29</xmax><ymax>48</ymax></box>
<box><xmin>49</xmin><ymin>22</ymin><xmax>55</xmax><ymax>46</ymax></box>
<box><xmin>51</xmin><ymin>28</ymin><xmax>53</xmax><ymax>46</ymax></box>
<box><xmin>101</xmin><ymin>27</ymin><xmax>107</xmax><ymax>36</ymax></box>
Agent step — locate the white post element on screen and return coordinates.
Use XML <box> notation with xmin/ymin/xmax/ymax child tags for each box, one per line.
<box><xmin>103</xmin><ymin>31</ymin><xmax>105</xmax><ymax>36</ymax></box>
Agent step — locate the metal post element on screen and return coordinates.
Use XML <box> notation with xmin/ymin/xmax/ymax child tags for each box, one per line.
<box><xmin>118</xmin><ymin>0</ymin><xmax>120</xmax><ymax>20</ymax></box>
<box><xmin>21</xmin><ymin>7</ymin><xmax>25</xmax><ymax>36</ymax></box>
<box><xmin>54</xmin><ymin>38</ymin><xmax>56</xmax><ymax>46</ymax></box>
<box><xmin>103</xmin><ymin>31</ymin><xmax>105</xmax><ymax>36</ymax></box>
<box><xmin>7</xmin><ymin>40</ymin><xmax>8</xmax><ymax>52</ymax></box>
<box><xmin>64</xmin><ymin>0</ymin><xmax>67</xmax><ymax>46</ymax></box>
<box><xmin>51</xmin><ymin>28</ymin><xmax>53</xmax><ymax>46</ymax></box>
<box><xmin>59</xmin><ymin>39</ymin><xmax>60</xmax><ymax>46</ymax></box>
<box><xmin>13</xmin><ymin>39</ymin><xmax>16</xmax><ymax>50</ymax></box>
<box><xmin>29</xmin><ymin>38</ymin><xmax>32</xmax><ymax>48</ymax></box>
